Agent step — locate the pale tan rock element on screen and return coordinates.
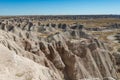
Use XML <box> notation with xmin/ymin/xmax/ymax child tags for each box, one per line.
<box><xmin>0</xmin><ymin>44</ymin><xmax>62</xmax><ymax>80</ymax></box>
<box><xmin>0</xmin><ymin>19</ymin><xmax>118</xmax><ymax>80</ymax></box>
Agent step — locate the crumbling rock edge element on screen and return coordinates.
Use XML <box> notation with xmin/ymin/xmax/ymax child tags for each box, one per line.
<box><xmin>0</xmin><ymin>20</ymin><xmax>119</xmax><ymax>80</ymax></box>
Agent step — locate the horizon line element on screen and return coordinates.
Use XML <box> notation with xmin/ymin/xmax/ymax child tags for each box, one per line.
<box><xmin>0</xmin><ymin>14</ymin><xmax>120</xmax><ymax>17</ymax></box>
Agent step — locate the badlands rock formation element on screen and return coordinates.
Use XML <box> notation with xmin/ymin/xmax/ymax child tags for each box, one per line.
<box><xmin>0</xmin><ymin>17</ymin><xmax>119</xmax><ymax>80</ymax></box>
<box><xmin>0</xmin><ymin>44</ymin><xmax>62</xmax><ymax>80</ymax></box>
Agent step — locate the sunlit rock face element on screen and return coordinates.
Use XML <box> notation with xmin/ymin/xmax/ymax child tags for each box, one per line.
<box><xmin>0</xmin><ymin>44</ymin><xmax>62</xmax><ymax>80</ymax></box>
<box><xmin>0</xmin><ymin>17</ymin><xmax>118</xmax><ymax>80</ymax></box>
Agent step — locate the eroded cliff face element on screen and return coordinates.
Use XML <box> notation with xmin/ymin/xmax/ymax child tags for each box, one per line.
<box><xmin>0</xmin><ymin>19</ymin><xmax>118</xmax><ymax>80</ymax></box>
<box><xmin>0</xmin><ymin>44</ymin><xmax>62</xmax><ymax>80</ymax></box>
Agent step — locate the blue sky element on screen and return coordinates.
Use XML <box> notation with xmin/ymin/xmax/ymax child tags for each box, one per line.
<box><xmin>0</xmin><ymin>0</ymin><xmax>120</xmax><ymax>15</ymax></box>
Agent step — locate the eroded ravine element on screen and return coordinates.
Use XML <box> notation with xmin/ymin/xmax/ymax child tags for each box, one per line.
<box><xmin>0</xmin><ymin>17</ymin><xmax>119</xmax><ymax>80</ymax></box>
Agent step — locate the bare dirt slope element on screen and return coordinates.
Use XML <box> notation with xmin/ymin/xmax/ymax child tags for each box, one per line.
<box><xmin>0</xmin><ymin>16</ymin><xmax>119</xmax><ymax>80</ymax></box>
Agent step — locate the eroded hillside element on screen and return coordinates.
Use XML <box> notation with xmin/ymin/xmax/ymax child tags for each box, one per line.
<box><xmin>0</xmin><ymin>16</ymin><xmax>119</xmax><ymax>80</ymax></box>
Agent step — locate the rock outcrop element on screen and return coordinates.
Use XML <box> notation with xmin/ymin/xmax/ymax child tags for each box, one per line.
<box><xmin>0</xmin><ymin>44</ymin><xmax>62</xmax><ymax>80</ymax></box>
<box><xmin>0</xmin><ymin>17</ymin><xmax>119</xmax><ymax>80</ymax></box>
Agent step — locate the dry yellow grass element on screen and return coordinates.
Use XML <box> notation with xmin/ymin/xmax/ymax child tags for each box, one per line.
<box><xmin>90</xmin><ymin>29</ymin><xmax>120</xmax><ymax>52</ymax></box>
<box><xmin>39</xmin><ymin>18</ymin><xmax>120</xmax><ymax>28</ymax></box>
